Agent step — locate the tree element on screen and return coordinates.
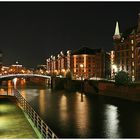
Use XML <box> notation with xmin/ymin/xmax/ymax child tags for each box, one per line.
<box><xmin>65</xmin><ymin>70</ymin><xmax>72</xmax><ymax>80</ymax></box>
<box><xmin>115</xmin><ymin>71</ymin><xmax>131</xmax><ymax>86</ymax></box>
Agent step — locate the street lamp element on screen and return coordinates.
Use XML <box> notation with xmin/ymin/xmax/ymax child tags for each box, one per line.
<box><xmin>54</xmin><ymin>70</ymin><xmax>58</xmax><ymax>76</ymax></box>
<box><xmin>79</xmin><ymin>64</ymin><xmax>84</xmax><ymax>100</ymax></box>
<box><xmin>62</xmin><ymin>69</ymin><xmax>66</xmax><ymax>77</ymax></box>
<box><xmin>112</xmin><ymin>64</ymin><xmax>118</xmax><ymax>79</ymax></box>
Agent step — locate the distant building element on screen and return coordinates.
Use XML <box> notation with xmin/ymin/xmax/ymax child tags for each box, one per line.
<box><xmin>0</xmin><ymin>50</ymin><xmax>2</xmax><ymax>67</ymax></box>
<box><xmin>46</xmin><ymin>47</ymin><xmax>110</xmax><ymax>80</ymax></box>
<box><xmin>8</xmin><ymin>61</ymin><xmax>26</xmax><ymax>74</ymax></box>
<box><xmin>0</xmin><ymin>50</ymin><xmax>2</xmax><ymax>73</ymax></box>
<box><xmin>113</xmin><ymin>13</ymin><xmax>140</xmax><ymax>81</ymax></box>
<box><xmin>71</xmin><ymin>47</ymin><xmax>110</xmax><ymax>80</ymax></box>
<box><xmin>46</xmin><ymin>50</ymin><xmax>71</xmax><ymax>77</ymax></box>
<box><xmin>37</xmin><ymin>65</ymin><xmax>47</xmax><ymax>70</ymax></box>
<box><xmin>110</xmin><ymin>50</ymin><xmax>116</xmax><ymax>79</ymax></box>
<box><xmin>105</xmin><ymin>52</ymin><xmax>111</xmax><ymax>79</ymax></box>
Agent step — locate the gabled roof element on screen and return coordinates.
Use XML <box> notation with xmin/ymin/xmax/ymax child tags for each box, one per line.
<box><xmin>121</xmin><ymin>26</ymin><xmax>137</xmax><ymax>39</ymax></box>
<box><xmin>72</xmin><ymin>47</ymin><xmax>102</xmax><ymax>55</ymax></box>
<box><xmin>136</xmin><ymin>42</ymin><xmax>140</xmax><ymax>47</ymax></box>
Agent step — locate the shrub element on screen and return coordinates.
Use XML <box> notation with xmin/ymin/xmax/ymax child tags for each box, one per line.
<box><xmin>115</xmin><ymin>71</ymin><xmax>131</xmax><ymax>86</ymax></box>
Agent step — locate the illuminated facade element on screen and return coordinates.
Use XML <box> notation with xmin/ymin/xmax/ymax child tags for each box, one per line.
<box><xmin>46</xmin><ymin>47</ymin><xmax>110</xmax><ymax>80</ymax></box>
<box><xmin>0</xmin><ymin>50</ymin><xmax>2</xmax><ymax>68</ymax></box>
<box><xmin>110</xmin><ymin>50</ymin><xmax>116</xmax><ymax>78</ymax></box>
<box><xmin>46</xmin><ymin>50</ymin><xmax>71</xmax><ymax>77</ymax></box>
<box><xmin>6</xmin><ymin>61</ymin><xmax>26</xmax><ymax>74</ymax></box>
<box><xmin>113</xmin><ymin>14</ymin><xmax>140</xmax><ymax>81</ymax></box>
<box><xmin>0</xmin><ymin>50</ymin><xmax>3</xmax><ymax>74</ymax></box>
<box><xmin>72</xmin><ymin>47</ymin><xmax>110</xmax><ymax>80</ymax></box>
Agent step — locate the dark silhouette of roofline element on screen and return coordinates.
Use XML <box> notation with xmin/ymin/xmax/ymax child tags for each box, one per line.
<box><xmin>72</xmin><ymin>47</ymin><xmax>103</xmax><ymax>55</ymax></box>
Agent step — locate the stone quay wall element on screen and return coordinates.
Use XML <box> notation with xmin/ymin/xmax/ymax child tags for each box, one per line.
<box><xmin>51</xmin><ymin>77</ymin><xmax>140</xmax><ymax>102</ymax></box>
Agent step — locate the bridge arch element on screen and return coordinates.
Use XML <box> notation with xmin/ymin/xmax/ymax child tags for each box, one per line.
<box><xmin>0</xmin><ymin>74</ymin><xmax>51</xmax><ymax>80</ymax></box>
<box><xmin>0</xmin><ymin>74</ymin><xmax>52</xmax><ymax>88</ymax></box>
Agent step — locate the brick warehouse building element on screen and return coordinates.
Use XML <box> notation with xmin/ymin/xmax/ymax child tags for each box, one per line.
<box><xmin>113</xmin><ymin>14</ymin><xmax>140</xmax><ymax>81</ymax></box>
<box><xmin>72</xmin><ymin>47</ymin><xmax>110</xmax><ymax>80</ymax></box>
<box><xmin>46</xmin><ymin>47</ymin><xmax>110</xmax><ymax>80</ymax></box>
<box><xmin>46</xmin><ymin>50</ymin><xmax>71</xmax><ymax>77</ymax></box>
<box><xmin>0</xmin><ymin>50</ymin><xmax>2</xmax><ymax>73</ymax></box>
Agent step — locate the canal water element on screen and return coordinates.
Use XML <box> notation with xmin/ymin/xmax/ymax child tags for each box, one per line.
<box><xmin>1</xmin><ymin>86</ymin><xmax>140</xmax><ymax>138</ymax></box>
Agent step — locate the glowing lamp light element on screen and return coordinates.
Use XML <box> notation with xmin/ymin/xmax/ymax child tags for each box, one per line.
<box><xmin>62</xmin><ymin>69</ymin><xmax>65</xmax><ymax>72</ymax></box>
<box><xmin>4</xmin><ymin>70</ymin><xmax>8</xmax><ymax>74</ymax></box>
<box><xmin>80</xmin><ymin>64</ymin><xmax>84</xmax><ymax>68</ymax></box>
<box><xmin>21</xmin><ymin>70</ymin><xmax>25</xmax><ymax>73</ymax></box>
<box><xmin>13</xmin><ymin>78</ymin><xmax>18</xmax><ymax>89</ymax></box>
<box><xmin>60</xmin><ymin>51</ymin><xmax>64</xmax><ymax>55</ymax></box>
<box><xmin>112</xmin><ymin>64</ymin><xmax>118</xmax><ymax>72</ymax></box>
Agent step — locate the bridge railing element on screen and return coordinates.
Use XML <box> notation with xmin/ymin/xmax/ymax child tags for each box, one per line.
<box><xmin>14</xmin><ymin>89</ymin><xmax>58</xmax><ymax>139</ymax></box>
<box><xmin>0</xmin><ymin>73</ymin><xmax>51</xmax><ymax>79</ymax></box>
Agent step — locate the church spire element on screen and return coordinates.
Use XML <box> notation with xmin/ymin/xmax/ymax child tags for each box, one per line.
<box><xmin>114</xmin><ymin>21</ymin><xmax>120</xmax><ymax>36</ymax></box>
<box><xmin>113</xmin><ymin>21</ymin><xmax>121</xmax><ymax>40</ymax></box>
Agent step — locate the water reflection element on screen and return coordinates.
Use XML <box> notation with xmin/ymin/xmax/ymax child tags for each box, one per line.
<box><xmin>59</xmin><ymin>95</ymin><xmax>68</xmax><ymax>124</ymax></box>
<box><xmin>0</xmin><ymin>83</ymin><xmax>13</xmax><ymax>96</ymax></box>
<box><xmin>81</xmin><ymin>93</ymin><xmax>84</xmax><ymax>102</ymax></box>
<box><xmin>39</xmin><ymin>90</ymin><xmax>46</xmax><ymax>116</ymax></box>
<box><xmin>20</xmin><ymin>89</ymin><xmax>39</xmax><ymax>102</ymax></box>
<box><xmin>0</xmin><ymin>88</ymin><xmax>5</xmax><ymax>95</ymax></box>
<box><xmin>20</xmin><ymin>89</ymin><xmax>26</xmax><ymax>98</ymax></box>
<box><xmin>104</xmin><ymin>104</ymin><xmax>121</xmax><ymax>138</ymax></box>
<box><xmin>7</xmin><ymin>87</ymin><xmax>13</xmax><ymax>96</ymax></box>
<box><xmin>75</xmin><ymin>92</ymin><xmax>89</xmax><ymax>137</ymax></box>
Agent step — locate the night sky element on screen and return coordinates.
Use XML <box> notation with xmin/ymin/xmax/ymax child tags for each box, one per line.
<box><xmin>1</xmin><ymin>2</ymin><xmax>140</xmax><ymax>68</ymax></box>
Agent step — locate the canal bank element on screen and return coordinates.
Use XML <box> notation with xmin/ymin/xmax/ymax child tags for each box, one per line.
<box><xmin>84</xmin><ymin>81</ymin><xmax>140</xmax><ymax>102</ymax></box>
<box><xmin>51</xmin><ymin>77</ymin><xmax>140</xmax><ymax>102</ymax></box>
<box><xmin>97</xmin><ymin>83</ymin><xmax>140</xmax><ymax>102</ymax></box>
<box><xmin>0</xmin><ymin>96</ymin><xmax>38</xmax><ymax>138</ymax></box>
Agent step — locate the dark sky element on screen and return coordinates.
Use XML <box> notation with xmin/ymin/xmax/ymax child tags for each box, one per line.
<box><xmin>1</xmin><ymin>2</ymin><xmax>140</xmax><ymax>68</ymax></box>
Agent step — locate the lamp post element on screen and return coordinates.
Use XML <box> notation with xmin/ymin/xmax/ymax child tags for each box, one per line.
<box><xmin>79</xmin><ymin>63</ymin><xmax>84</xmax><ymax>102</ymax></box>
<box><xmin>112</xmin><ymin>64</ymin><xmax>118</xmax><ymax>79</ymax></box>
<box><xmin>80</xmin><ymin>64</ymin><xmax>84</xmax><ymax>80</ymax></box>
<box><xmin>62</xmin><ymin>69</ymin><xmax>66</xmax><ymax>77</ymax></box>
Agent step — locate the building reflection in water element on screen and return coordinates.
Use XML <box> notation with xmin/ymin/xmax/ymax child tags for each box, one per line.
<box><xmin>20</xmin><ymin>78</ymin><xmax>26</xmax><ymax>88</ymax></box>
<box><xmin>0</xmin><ymin>88</ymin><xmax>5</xmax><ymax>95</ymax></box>
<box><xmin>104</xmin><ymin>104</ymin><xmax>121</xmax><ymax>138</ymax></box>
<box><xmin>1</xmin><ymin>79</ymin><xmax>26</xmax><ymax>96</ymax></box>
<box><xmin>7</xmin><ymin>87</ymin><xmax>13</xmax><ymax>96</ymax></box>
<box><xmin>59</xmin><ymin>94</ymin><xmax>68</xmax><ymax>125</ymax></box>
<box><xmin>39</xmin><ymin>90</ymin><xmax>46</xmax><ymax>116</ymax></box>
<box><xmin>20</xmin><ymin>89</ymin><xmax>26</xmax><ymax>99</ymax></box>
<box><xmin>75</xmin><ymin>92</ymin><xmax>89</xmax><ymax>137</ymax></box>
<box><xmin>0</xmin><ymin>81</ymin><xmax>13</xmax><ymax>95</ymax></box>
<box><xmin>7</xmin><ymin>80</ymin><xmax>13</xmax><ymax>96</ymax></box>
<box><xmin>7</xmin><ymin>80</ymin><xmax>13</xmax><ymax>95</ymax></box>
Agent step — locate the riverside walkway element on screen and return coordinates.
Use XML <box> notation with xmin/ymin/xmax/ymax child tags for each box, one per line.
<box><xmin>0</xmin><ymin>96</ymin><xmax>38</xmax><ymax>138</ymax></box>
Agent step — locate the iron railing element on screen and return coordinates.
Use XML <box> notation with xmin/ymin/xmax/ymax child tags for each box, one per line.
<box><xmin>14</xmin><ymin>89</ymin><xmax>58</xmax><ymax>139</ymax></box>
